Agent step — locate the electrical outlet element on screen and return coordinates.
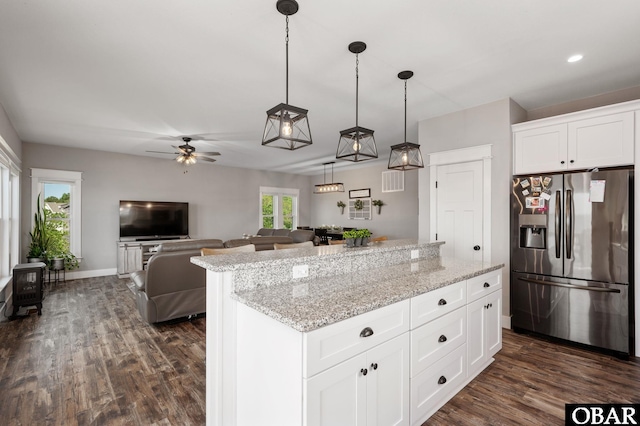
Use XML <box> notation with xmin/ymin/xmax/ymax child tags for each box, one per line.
<box><xmin>411</xmin><ymin>262</ymin><xmax>419</xmax><ymax>272</ymax></box>
<box><xmin>292</xmin><ymin>264</ymin><xmax>309</xmax><ymax>279</ymax></box>
<box><xmin>411</xmin><ymin>249</ymin><xmax>419</xmax><ymax>259</ymax></box>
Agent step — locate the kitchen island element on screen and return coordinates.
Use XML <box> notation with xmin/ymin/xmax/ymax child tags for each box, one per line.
<box><xmin>192</xmin><ymin>239</ymin><xmax>504</xmax><ymax>426</ymax></box>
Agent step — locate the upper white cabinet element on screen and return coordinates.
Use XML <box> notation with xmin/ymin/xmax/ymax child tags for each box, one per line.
<box><xmin>513</xmin><ymin>101</ymin><xmax>639</xmax><ymax>175</ymax></box>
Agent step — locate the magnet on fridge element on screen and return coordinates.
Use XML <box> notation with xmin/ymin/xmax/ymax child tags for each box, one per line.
<box><xmin>520</xmin><ymin>179</ymin><xmax>530</xmax><ymax>188</ymax></box>
<box><xmin>522</xmin><ymin>189</ymin><xmax>530</xmax><ymax>196</ymax></box>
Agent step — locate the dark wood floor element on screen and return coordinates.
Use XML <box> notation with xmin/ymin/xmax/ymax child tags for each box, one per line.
<box><xmin>0</xmin><ymin>276</ymin><xmax>638</xmax><ymax>425</ymax></box>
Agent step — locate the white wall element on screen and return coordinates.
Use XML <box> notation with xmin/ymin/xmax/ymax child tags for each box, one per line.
<box><xmin>310</xmin><ymin>162</ymin><xmax>419</xmax><ymax>239</ymax></box>
<box><xmin>417</xmin><ymin>98</ymin><xmax>526</xmax><ymax>320</ymax></box>
<box><xmin>21</xmin><ymin>142</ymin><xmax>313</xmax><ymax>273</ymax></box>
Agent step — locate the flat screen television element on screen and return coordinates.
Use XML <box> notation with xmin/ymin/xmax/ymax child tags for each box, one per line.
<box><xmin>119</xmin><ymin>200</ymin><xmax>189</xmax><ymax>240</ymax></box>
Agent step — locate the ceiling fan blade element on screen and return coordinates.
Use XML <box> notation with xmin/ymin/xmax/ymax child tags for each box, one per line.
<box><xmin>195</xmin><ymin>152</ymin><xmax>221</xmax><ymax>156</ymax></box>
<box><xmin>146</xmin><ymin>150</ymin><xmax>179</xmax><ymax>154</ymax></box>
<box><xmin>199</xmin><ymin>157</ymin><xmax>217</xmax><ymax>163</ymax></box>
<box><xmin>172</xmin><ymin>145</ymin><xmax>189</xmax><ymax>154</ymax></box>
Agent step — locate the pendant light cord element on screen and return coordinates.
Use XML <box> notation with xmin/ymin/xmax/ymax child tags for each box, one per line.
<box><xmin>404</xmin><ymin>80</ymin><xmax>407</xmax><ymax>143</ymax></box>
<box><xmin>285</xmin><ymin>15</ymin><xmax>289</xmax><ymax>105</ymax></box>
<box><xmin>355</xmin><ymin>53</ymin><xmax>359</xmax><ymax>127</ymax></box>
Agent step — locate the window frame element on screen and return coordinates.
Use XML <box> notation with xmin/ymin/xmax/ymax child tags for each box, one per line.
<box><xmin>259</xmin><ymin>186</ymin><xmax>299</xmax><ymax>230</ymax></box>
<box><xmin>31</xmin><ymin>168</ymin><xmax>82</xmax><ymax>258</ymax></box>
<box><xmin>0</xmin><ymin>136</ymin><xmax>20</xmax><ymax>292</ymax></box>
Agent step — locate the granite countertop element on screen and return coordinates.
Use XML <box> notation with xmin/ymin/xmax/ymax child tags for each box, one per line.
<box><xmin>191</xmin><ymin>239</ymin><xmax>434</xmax><ymax>272</ymax></box>
<box><xmin>232</xmin><ymin>257</ymin><xmax>504</xmax><ymax>332</ymax></box>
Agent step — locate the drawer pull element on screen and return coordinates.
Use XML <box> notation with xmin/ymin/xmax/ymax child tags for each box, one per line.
<box><xmin>483</xmin><ymin>282</ymin><xmax>490</xmax><ymax>288</ymax></box>
<box><xmin>438</xmin><ymin>334</ymin><xmax>447</xmax><ymax>343</ymax></box>
<box><xmin>360</xmin><ymin>368</ymin><xmax>368</xmax><ymax>376</ymax></box>
<box><xmin>438</xmin><ymin>376</ymin><xmax>447</xmax><ymax>385</ymax></box>
<box><xmin>370</xmin><ymin>363</ymin><xmax>378</xmax><ymax>371</ymax></box>
<box><xmin>438</xmin><ymin>299</ymin><xmax>447</xmax><ymax>306</ymax></box>
<box><xmin>359</xmin><ymin>327</ymin><xmax>374</xmax><ymax>338</ymax></box>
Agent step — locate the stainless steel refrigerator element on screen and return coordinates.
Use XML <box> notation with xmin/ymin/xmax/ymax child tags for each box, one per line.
<box><xmin>510</xmin><ymin>168</ymin><xmax>633</xmax><ymax>356</ymax></box>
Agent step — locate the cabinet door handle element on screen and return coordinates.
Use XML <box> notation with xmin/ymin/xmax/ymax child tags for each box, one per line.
<box><xmin>438</xmin><ymin>298</ymin><xmax>447</xmax><ymax>306</ymax></box>
<box><xmin>359</xmin><ymin>327</ymin><xmax>374</xmax><ymax>338</ymax></box>
<box><xmin>438</xmin><ymin>335</ymin><xmax>447</xmax><ymax>343</ymax></box>
<box><xmin>473</xmin><ymin>245</ymin><xmax>481</xmax><ymax>251</ymax></box>
<box><xmin>438</xmin><ymin>376</ymin><xmax>447</xmax><ymax>385</ymax></box>
<box><xmin>370</xmin><ymin>363</ymin><xmax>378</xmax><ymax>371</ymax></box>
<box><xmin>360</xmin><ymin>368</ymin><xmax>368</xmax><ymax>376</ymax></box>
<box><xmin>561</xmin><ymin>160</ymin><xmax>565</xmax><ymax>164</ymax></box>
<box><xmin>570</xmin><ymin>160</ymin><xmax>574</xmax><ymax>164</ymax></box>
<box><xmin>483</xmin><ymin>282</ymin><xmax>490</xmax><ymax>288</ymax></box>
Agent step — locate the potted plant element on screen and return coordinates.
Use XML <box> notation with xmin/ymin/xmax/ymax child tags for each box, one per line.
<box><xmin>337</xmin><ymin>201</ymin><xmax>346</xmax><ymax>215</ymax></box>
<box><xmin>342</xmin><ymin>229</ymin><xmax>359</xmax><ymax>247</ymax></box>
<box><xmin>357</xmin><ymin>228</ymin><xmax>372</xmax><ymax>246</ymax></box>
<box><xmin>354</xmin><ymin>199</ymin><xmax>364</xmax><ymax>210</ymax></box>
<box><xmin>372</xmin><ymin>199</ymin><xmax>384</xmax><ymax>214</ymax></box>
<box><xmin>27</xmin><ymin>194</ymin><xmax>50</xmax><ymax>263</ymax></box>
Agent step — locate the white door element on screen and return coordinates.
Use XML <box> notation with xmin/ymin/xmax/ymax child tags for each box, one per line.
<box><xmin>466</xmin><ymin>296</ymin><xmax>487</xmax><ymax>375</ymax></box>
<box><xmin>485</xmin><ymin>290</ymin><xmax>503</xmax><ymax>358</ymax></box>
<box><xmin>435</xmin><ymin>161</ymin><xmax>483</xmax><ymax>262</ymax></box>
<box><xmin>306</xmin><ymin>353</ymin><xmax>367</xmax><ymax>426</ymax></box>
<box><xmin>366</xmin><ymin>334</ymin><xmax>410</xmax><ymax>426</ymax></box>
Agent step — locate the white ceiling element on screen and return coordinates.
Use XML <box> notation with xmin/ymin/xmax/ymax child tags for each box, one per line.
<box><xmin>1</xmin><ymin>0</ymin><xmax>639</xmax><ymax>175</ymax></box>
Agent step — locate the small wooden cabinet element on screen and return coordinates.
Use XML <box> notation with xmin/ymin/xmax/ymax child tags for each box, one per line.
<box><xmin>513</xmin><ymin>101</ymin><xmax>638</xmax><ymax>175</ymax></box>
<box><xmin>116</xmin><ymin>239</ymin><xmax>178</xmax><ymax>277</ymax></box>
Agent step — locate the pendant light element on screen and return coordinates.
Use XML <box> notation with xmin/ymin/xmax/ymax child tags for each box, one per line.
<box><xmin>388</xmin><ymin>71</ymin><xmax>424</xmax><ymax>170</ymax></box>
<box><xmin>336</xmin><ymin>41</ymin><xmax>378</xmax><ymax>162</ymax></box>
<box><xmin>262</xmin><ymin>0</ymin><xmax>312</xmax><ymax>150</ymax></box>
<box><xmin>314</xmin><ymin>162</ymin><xmax>345</xmax><ymax>194</ymax></box>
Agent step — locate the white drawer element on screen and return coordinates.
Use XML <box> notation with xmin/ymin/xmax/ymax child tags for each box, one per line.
<box><xmin>410</xmin><ymin>344</ymin><xmax>466</xmax><ymax>426</ymax></box>
<box><xmin>411</xmin><ymin>307</ymin><xmax>466</xmax><ymax>377</ymax></box>
<box><xmin>303</xmin><ymin>299</ymin><xmax>410</xmax><ymax>378</ymax></box>
<box><xmin>467</xmin><ymin>269</ymin><xmax>502</xmax><ymax>303</ymax></box>
<box><xmin>410</xmin><ymin>280</ymin><xmax>466</xmax><ymax>329</ymax></box>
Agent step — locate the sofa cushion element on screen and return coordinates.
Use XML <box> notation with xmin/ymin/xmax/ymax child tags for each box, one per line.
<box><xmin>289</xmin><ymin>229</ymin><xmax>315</xmax><ymax>243</ymax></box>
<box><xmin>256</xmin><ymin>228</ymin><xmax>275</xmax><ymax>236</ymax></box>
<box><xmin>248</xmin><ymin>236</ymin><xmax>293</xmax><ymax>251</ymax></box>
<box><xmin>272</xmin><ymin>229</ymin><xmax>291</xmax><ymax>237</ymax></box>
<box><xmin>157</xmin><ymin>239</ymin><xmax>224</xmax><ymax>252</ymax></box>
<box><xmin>224</xmin><ymin>239</ymin><xmax>253</xmax><ymax>249</ymax></box>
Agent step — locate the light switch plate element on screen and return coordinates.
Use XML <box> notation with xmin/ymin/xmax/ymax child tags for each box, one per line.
<box><xmin>292</xmin><ymin>264</ymin><xmax>309</xmax><ymax>279</ymax></box>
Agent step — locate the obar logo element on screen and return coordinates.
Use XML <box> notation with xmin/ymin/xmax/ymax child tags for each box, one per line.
<box><xmin>566</xmin><ymin>404</ymin><xmax>640</xmax><ymax>425</ymax></box>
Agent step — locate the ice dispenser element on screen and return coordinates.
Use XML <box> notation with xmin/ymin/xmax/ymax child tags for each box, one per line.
<box><xmin>519</xmin><ymin>214</ymin><xmax>547</xmax><ymax>249</ymax></box>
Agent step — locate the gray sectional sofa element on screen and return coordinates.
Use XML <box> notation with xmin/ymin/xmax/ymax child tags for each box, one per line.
<box><xmin>131</xmin><ymin>229</ymin><xmax>317</xmax><ymax>324</ymax></box>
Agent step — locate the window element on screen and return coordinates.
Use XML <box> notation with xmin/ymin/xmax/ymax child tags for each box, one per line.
<box><xmin>0</xmin><ymin>138</ymin><xmax>20</xmax><ymax>290</ymax></box>
<box><xmin>31</xmin><ymin>169</ymin><xmax>82</xmax><ymax>258</ymax></box>
<box><xmin>259</xmin><ymin>187</ymin><xmax>299</xmax><ymax>230</ymax></box>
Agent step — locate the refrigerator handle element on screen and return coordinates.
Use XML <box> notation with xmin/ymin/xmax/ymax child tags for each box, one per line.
<box><xmin>555</xmin><ymin>190</ymin><xmax>561</xmax><ymax>258</ymax></box>
<box><xmin>565</xmin><ymin>189</ymin><xmax>572</xmax><ymax>259</ymax></box>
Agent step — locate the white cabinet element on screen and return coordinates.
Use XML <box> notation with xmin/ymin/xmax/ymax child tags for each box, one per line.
<box><xmin>568</xmin><ymin>112</ymin><xmax>634</xmax><ymax>170</ymax></box>
<box><xmin>116</xmin><ymin>242</ymin><xmax>142</xmax><ymax>276</ymax></box>
<box><xmin>306</xmin><ymin>333</ymin><xmax>410</xmax><ymax>426</ymax></box>
<box><xmin>466</xmin><ymin>272</ymin><xmax>502</xmax><ymax>377</ymax></box>
<box><xmin>514</xmin><ymin>124</ymin><xmax>568</xmax><ymax>175</ymax></box>
<box><xmin>513</xmin><ymin>101</ymin><xmax>638</xmax><ymax>175</ymax></box>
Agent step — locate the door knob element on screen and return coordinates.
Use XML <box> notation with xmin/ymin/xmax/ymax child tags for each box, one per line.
<box><xmin>473</xmin><ymin>245</ymin><xmax>481</xmax><ymax>251</ymax></box>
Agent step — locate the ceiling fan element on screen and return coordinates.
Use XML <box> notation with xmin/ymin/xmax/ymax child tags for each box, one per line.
<box><xmin>147</xmin><ymin>137</ymin><xmax>221</xmax><ymax>164</ymax></box>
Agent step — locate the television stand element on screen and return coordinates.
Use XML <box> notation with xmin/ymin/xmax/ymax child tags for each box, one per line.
<box><xmin>116</xmin><ymin>238</ymin><xmax>187</xmax><ymax>278</ymax></box>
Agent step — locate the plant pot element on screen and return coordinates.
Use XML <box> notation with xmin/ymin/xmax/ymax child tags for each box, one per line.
<box><xmin>361</xmin><ymin>237</ymin><xmax>370</xmax><ymax>246</ymax></box>
<box><xmin>376</xmin><ymin>206</ymin><xmax>382</xmax><ymax>215</ymax></box>
<box><xmin>50</xmin><ymin>258</ymin><xmax>65</xmax><ymax>271</ymax></box>
<box><xmin>340</xmin><ymin>207</ymin><xmax>344</xmax><ymax>215</ymax></box>
<box><xmin>345</xmin><ymin>238</ymin><xmax>355</xmax><ymax>248</ymax></box>
<box><xmin>354</xmin><ymin>237</ymin><xmax>363</xmax><ymax>246</ymax></box>
<box><xmin>28</xmin><ymin>256</ymin><xmax>46</xmax><ymax>264</ymax></box>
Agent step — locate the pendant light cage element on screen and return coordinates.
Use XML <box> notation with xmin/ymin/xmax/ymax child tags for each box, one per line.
<box><xmin>262</xmin><ymin>0</ymin><xmax>312</xmax><ymax>150</ymax></box>
<box><xmin>336</xmin><ymin>41</ymin><xmax>378</xmax><ymax>162</ymax></box>
<box><xmin>314</xmin><ymin>162</ymin><xmax>345</xmax><ymax>194</ymax></box>
<box><xmin>388</xmin><ymin>70</ymin><xmax>424</xmax><ymax>171</ymax></box>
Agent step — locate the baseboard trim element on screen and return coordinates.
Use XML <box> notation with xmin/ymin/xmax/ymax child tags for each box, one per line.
<box><xmin>65</xmin><ymin>268</ymin><xmax>118</xmax><ymax>280</ymax></box>
<box><xmin>502</xmin><ymin>314</ymin><xmax>511</xmax><ymax>329</ymax></box>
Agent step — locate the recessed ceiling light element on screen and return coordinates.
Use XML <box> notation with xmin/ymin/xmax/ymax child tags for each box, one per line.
<box><xmin>567</xmin><ymin>54</ymin><xmax>583</xmax><ymax>63</ymax></box>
